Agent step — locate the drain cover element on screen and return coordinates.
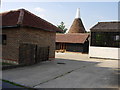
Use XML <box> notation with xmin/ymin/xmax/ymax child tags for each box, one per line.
<box><xmin>57</xmin><ymin>62</ymin><xmax>66</xmax><ymax>64</ymax></box>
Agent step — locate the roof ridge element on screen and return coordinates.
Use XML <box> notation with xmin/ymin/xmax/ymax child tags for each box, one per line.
<box><xmin>57</xmin><ymin>33</ymin><xmax>89</xmax><ymax>35</ymax></box>
<box><xmin>90</xmin><ymin>21</ymin><xmax>120</xmax><ymax>30</ymax></box>
<box><xmin>66</xmin><ymin>33</ymin><xmax>88</xmax><ymax>34</ymax></box>
<box><xmin>0</xmin><ymin>9</ymin><xmax>21</xmax><ymax>16</ymax></box>
<box><xmin>98</xmin><ymin>21</ymin><xmax>120</xmax><ymax>23</ymax></box>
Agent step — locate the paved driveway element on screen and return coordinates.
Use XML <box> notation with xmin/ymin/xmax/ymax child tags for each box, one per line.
<box><xmin>2</xmin><ymin>53</ymin><xmax>119</xmax><ymax>88</ymax></box>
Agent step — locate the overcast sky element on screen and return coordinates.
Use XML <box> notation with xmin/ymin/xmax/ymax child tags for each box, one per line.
<box><xmin>1</xmin><ymin>1</ymin><xmax>118</xmax><ymax>31</ymax></box>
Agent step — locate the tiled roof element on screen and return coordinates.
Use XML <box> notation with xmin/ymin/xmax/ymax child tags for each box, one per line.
<box><xmin>90</xmin><ymin>22</ymin><xmax>120</xmax><ymax>32</ymax></box>
<box><xmin>1</xmin><ymin>9</ymin><xmax>62</xmax><ymax>32</ymax></box>
<box><xmin>56</xmin><ymin>33</ymin><xmax>89</xmax><ymax>44</ymax></box>
<box><xmin>68</xmin><ymin>18</ymin><xmax>86</xmax><ymax>33</ymax></box>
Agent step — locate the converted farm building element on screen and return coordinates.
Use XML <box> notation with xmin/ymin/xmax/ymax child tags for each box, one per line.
<box><xmin>56</xmin><ymin>33</ymin><xmax>89</xmax><ymax>53</ymax></box>
<box><xmin>1</xmin><ymin>9</ymin><xmax>62</xmax><ymax>65</ymax></box>
<box><xmin>89</xmin><ymin>22</ymin><xmax>120</xmax><ymax>59</ymax></box>
<box><xmin>56</xmin><ymin>8</ymin><xmax>89</xmax><ymax>53</ymax></box>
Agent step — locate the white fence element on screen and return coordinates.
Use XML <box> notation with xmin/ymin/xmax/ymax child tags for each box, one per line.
<box><xmin>89</xmin><ymin>46</ymin><xmax>120</xmax><ymax>59</ymax></box>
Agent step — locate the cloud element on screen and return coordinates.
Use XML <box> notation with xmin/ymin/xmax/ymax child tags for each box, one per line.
<box><xmin>34</xmin><ymin>7</ymin><xmax>45</xmax><ymax>12</ymax></box>
<box><xmin>34</xmin><ymin>7</ymin><xmax>46</xmax><ymax>19</ymax></box>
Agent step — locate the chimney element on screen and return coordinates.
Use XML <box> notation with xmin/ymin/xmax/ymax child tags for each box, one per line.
<box><xmin>17</xmin><ymin>9</ymin><xmax>24</xmax><ymax>25</ymax></box>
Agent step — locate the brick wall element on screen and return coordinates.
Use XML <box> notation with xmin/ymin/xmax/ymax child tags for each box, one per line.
<box><xmin>2</xmin><ymin>28</ymin><xmax>20</xmax><ymax>64</ymax></box>
<box><xmin>2</xmin><ymin>27</ymin><xmax>56</xmax><ymax>64</ymax></box>
<box><xmin>19</xmin><ymin>27</ymin><xmax>56</xmax><ymax>60</ymax></box>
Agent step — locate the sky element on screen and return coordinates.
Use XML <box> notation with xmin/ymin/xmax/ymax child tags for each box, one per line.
<box><xmin>1</xmin><ymin>1</ymin><xmax>119</xmax><ymax>31</ymax></box>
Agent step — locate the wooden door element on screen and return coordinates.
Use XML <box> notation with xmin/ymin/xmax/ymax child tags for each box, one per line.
<box><xmin>35</xmin><ymin>46</ymin><xmax>49</xmax><ymax>63</ymax></box>
<box><xmin>19</xmin><ymin>43</ymin><xmax>36</xmax><ymax>65</ymax></box>
<box><xmin>19</xmin><ymin>43</ymin><xmax>49</xmax><ymax>65</ymax></box>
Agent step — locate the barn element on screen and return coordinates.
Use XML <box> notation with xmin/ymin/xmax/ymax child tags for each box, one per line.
<box><xmin>56</xmin><ymin>8</ymin><xmax>89</xmax><ymax>53</ymax></box>
<box><xmin>1</xmin><ymin>9</ymin><xmax>62</xmax><ymax>65</ymax></box>
<box><xmin>56</xmin><ymin>33</ymin><xmax>89</xmax><ymax>53</ymax></box>
<box><xmin>89</xmin><ymin>22</ymin><xmax>120</xmax><ymax>59</ymax></box>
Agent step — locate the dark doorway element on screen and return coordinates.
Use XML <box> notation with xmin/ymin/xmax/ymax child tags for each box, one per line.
<box><xmin>35</xmin><ymin>46</ymin><xmax>49</xmax><ymax>63</ymax></box>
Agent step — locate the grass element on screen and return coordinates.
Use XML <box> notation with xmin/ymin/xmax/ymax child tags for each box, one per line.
<box><xmin>2</xmin><ymin>79</ymin><xmax>36</xmax><ymax>90</ymax></box>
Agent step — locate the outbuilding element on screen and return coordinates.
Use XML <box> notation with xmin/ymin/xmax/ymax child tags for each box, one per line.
<box><xmin>89</xmin><ymin>22</ymin><xmax>120</xmax><ymax>59</ymax></box>
<box><xmin>1</xmin><ymin>9</ymin><xmax>62</xmax><ymax>65</ymax></box>
<box><xmin>56</xmin><ymin>8</ymin><xmax>89</xmax><ymax>53</ymax></box>
<box><xmin>56</xmin><ymin>33</ymin><xmax>89</xmax><ymax>53</ymax></box>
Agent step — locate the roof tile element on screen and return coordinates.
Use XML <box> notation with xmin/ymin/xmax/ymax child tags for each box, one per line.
<box><xmin>56</xmin><ymin>33</ymin><xmax>89</xmax><ymax>44</ymax></box>
<box><xmin>91</xmin><ymin>22</ymin><xmax>120</xmax><ymax>32</ymax></box>
<box><xmin>1</xmin><ymin>9</ymin><xmax>62</xmax><ymax>32</ymax></box>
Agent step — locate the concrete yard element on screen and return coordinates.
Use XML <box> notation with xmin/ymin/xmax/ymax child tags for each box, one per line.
<box><xmin>2</xmin><ymin>52</ymin><xmax>119</xmax><ymax>88</ymax></box>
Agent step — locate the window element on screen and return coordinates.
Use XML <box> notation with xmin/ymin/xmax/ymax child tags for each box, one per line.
<box><xmin>0</xmin><ymin>35</ymin><xmax>7</xmax><ymax>45</ymax></box>
<box><xmin>91</xmin><ymin>32</ymin><xmax>120</xmax><ymax>48</ymax></box>
<box><xmin>114</xmin><ymin>35</ymin><xmax>120</xmax><ymax>41</ymax></box>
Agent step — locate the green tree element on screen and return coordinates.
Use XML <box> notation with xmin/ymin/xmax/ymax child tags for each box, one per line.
<box><xmin>57</xmin><ymin>22</ymin><xmax>68</xmax><ymax>33</ymax></box>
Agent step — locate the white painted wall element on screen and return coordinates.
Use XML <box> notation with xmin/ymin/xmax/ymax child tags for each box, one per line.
<box><xmin>89</xmin><ymin>46</ymin><xmax>120</xmax><ymax>59</ymax></box>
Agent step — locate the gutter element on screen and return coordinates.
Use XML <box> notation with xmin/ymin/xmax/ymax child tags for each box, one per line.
<box><xmin>1</xmin><ymin>25</ymin><xmax>19</xmax><ymax>29</ymax></box>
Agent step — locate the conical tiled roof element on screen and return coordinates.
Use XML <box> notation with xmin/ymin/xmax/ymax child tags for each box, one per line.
<box><xmin>68</xmin><ymin>8</ymin><xmax>86</xmax><ymax>33</ymax></box>
<box><xmin>68</xmin><ymin>18</ymin><xmax>86</xmax><ymax>33</ymax></box>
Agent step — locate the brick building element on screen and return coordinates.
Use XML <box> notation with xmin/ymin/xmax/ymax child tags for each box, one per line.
<box><xmin>1</xmin><ymin>9</ymin><xmax>62</xmax><ymax>65</ymax></box>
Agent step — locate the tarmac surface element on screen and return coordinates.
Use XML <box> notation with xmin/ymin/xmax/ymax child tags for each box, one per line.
<box><xmin>2</xmin><ymin>52</ymin><xmax>119</xmax><ymax>88</ymax></box>
<box><xmin>2</xmin><ymin>81</ymin><xmax>24</xmax><ymax>88</ymax></box>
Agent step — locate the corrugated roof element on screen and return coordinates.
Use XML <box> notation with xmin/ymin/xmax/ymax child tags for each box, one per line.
<box><xmin>91</xmin><ymin>22</ymin><xmax>120</xmax><ymax>32</ymax></box>
<box><xmin>1</xmin><ymin>9</ymin><xmax>62</xmax><ymax>32</ymax></box>
<box><xmin>56</xmin><ymin>33</ymin><xmax>89</xmax><ymax>44</ymax></box>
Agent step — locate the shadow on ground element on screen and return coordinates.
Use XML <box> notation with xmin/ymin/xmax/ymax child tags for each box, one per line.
<box><xmin>2</xmin><ymin>58</ymin><xmax>119</xmax><ymax>88</ymax></box>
